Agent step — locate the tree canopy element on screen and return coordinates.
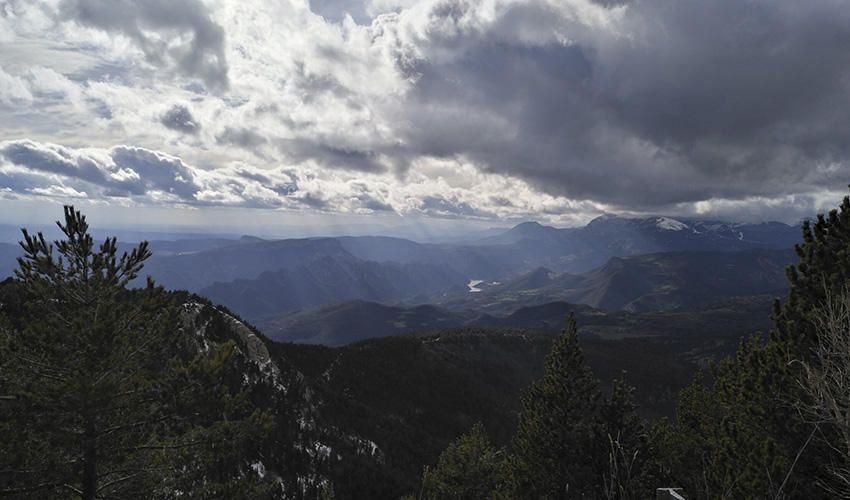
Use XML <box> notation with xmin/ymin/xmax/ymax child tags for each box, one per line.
<box><xmin>0</xmin><ymin>206</ymin><xmax>273</xmax><ymax>499</ymax></box>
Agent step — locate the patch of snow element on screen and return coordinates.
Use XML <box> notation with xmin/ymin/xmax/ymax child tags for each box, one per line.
<box><xmin>251</xmin><ymin>461</ymin><xmax>266</xmax><ymax>479</ymax></box>
<box><xmin>595</xmin><ymin>213</ymin><xmax>620</xmax><ymax>221</ymax></box>
<box><xmin>656</xmin><ymin>217</ymin><xmax>688</xmax><ymax>231</ymax></box>
<box><xmin>345</xmin><ymin>434</ymin><xmax>384</xmax><ymax>462</ymax></box>
<box><xmin>468</xmin><ymin>279</ymin><xmax>484</xmax><ymax>292</ymax></box>
<box><xmin>315</xmin><ymin>443</ymin><xmax>332</xmax><ymax>460</ymax></box>
<box><xmin>357</xmin><ymin>439</ymin><xmax>380</xmax><ymax>457</ymax></box>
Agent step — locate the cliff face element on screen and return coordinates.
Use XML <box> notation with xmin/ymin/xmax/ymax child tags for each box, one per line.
<box><xmin>177</xmin><ymin>298</ymin><xmax>387</xmax><ymax>498</ymax></box>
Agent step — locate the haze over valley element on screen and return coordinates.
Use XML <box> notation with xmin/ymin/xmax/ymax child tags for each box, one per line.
<box><xmin>0</xmin><ymin>213</ymin><xmax>800</xmax><ymax>347</ymax></box>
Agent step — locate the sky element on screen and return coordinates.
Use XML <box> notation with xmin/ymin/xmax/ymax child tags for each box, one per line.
<box><xmin>1</xmin><ymin>0</ymin><xmax>849</xmax><ymax>233</ymax></box>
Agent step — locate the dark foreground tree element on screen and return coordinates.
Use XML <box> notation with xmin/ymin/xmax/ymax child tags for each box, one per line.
<box><xmin>600</xmin><ymin>375</ymin><xmax>660</xmax><ymax>500</ymax></box>
<box><xmin>0</xmin><ymin>207</ymin><xmax>273</xmax><ymax>499</ymax></box>
<box><xmin>510</xmin><ymin>314</ymin><xmax>601</xmax><ymax>498</ymax></box>
<box><xmin>508</xmin><ymin>315</ymin><xmax>660</xmax><ymax>499</ymax></box>
<box><xmin>419</xmin><ymin>422</ymin><xmax>506</xmax><ymax>500</ymax></box>
<box><xmin>794</xmin><ymin>286</ymin><xmax>850</xmax><ymax>496</ymax></box>
<box><xmin>660</xmin><ymin>189</ymin><xmax>850</xmax><ymax>498</ymax></box>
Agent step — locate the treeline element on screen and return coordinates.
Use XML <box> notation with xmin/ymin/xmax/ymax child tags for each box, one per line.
<box><xmin>412</xmin><ymin>191</ymin><xmax>850</xmax><ymax>499</ymax></box>
<box><xmin>410</xmin><ymin>315</ymin><xmax>659</xmax><ymax>499</ymax></box>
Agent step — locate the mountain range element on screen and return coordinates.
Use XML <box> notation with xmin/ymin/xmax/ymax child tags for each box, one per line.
<box><xmin>200</xmin><ymin>255</ymin><xmax>467</xmax><ymax>320</ymax></box>
<box><xmin>0</xmin><ymin>214</ymin><xmax>803</xmax><ymax>348</ymax></box>
<box><xmin>134</xmin><ymin>214</ymin><xmax>801</xmax><ymax>293</ymax></box>
<box><xmin>440</xmin><ymin>248</ymin><xmax>794</xmax><ymax>313</ymax></box>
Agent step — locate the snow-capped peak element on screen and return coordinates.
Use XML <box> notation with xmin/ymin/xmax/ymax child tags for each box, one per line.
<box><xmin>655</xmin><ymin>217</ymin><xmax>688</xmax><ymax>231</ymax></box>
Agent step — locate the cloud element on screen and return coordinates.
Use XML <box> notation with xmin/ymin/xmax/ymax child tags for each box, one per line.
<box><xmin>59</xmin><ymin>0</ymin><xmax>229</xmax><ymax>90</ymax></box>
<box><xmin>29</xmin><ymin>185</ymin><xmax>89</xmax><ymax>198</ymax></box>
<box><xmin>365</xmin><ymin>0</ymin><xmax>850</xmax><ymax>211</ymax></box>
<box><xmin>2</xmin><ymin>0</ymin><xmax>850</xmax><ymax>225</ymax></box>
<box><xmin>0</xmin><ymin>139</ymin><xmax>608</xmax><ymax>223</ymax></box>
<box><xmin>216</xmin><ymin>127</ymin><xmax>266</xmax><ymax>148</ymax></box>
<box><xmin>0</xmin><ymin>66</ymin><xmax>33</xmax><ymax>105</ymax></box>
<box><xmin>0</xmin><ymin>140</ymin><xmax>272</xmax><ymax>207</ymax></box>
<box><xmin>160</xmin><ymin>104</ymin><xmax>200</xmax><ymax>134</ymax></box>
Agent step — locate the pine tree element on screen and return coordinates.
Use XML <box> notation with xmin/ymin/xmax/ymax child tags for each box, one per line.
<box><xmin>600</xmin><ymin>374</ymin><xmax>660</xmax><ymax>500</ymax></box>
<box><xmin>774</xmin><ymin>193</ymin><xmax>850</xmax><ymax>351</ymax></box>
<box><xmin>510</xmin><ymin>314</ymin><xmax>602</xmax><ymax>499</ymax></box>
<box><xmin>662</xmin><ymin>190</ymin><xmax>850</xmax><ymax>498</ymax></box>
<box><xmin>0</xmin><ymin>207</ymin><xmax>273</xmax><ymax>498</ymax></box>
<box><xmin>420</xmin><ymin>422</ymin><xmax>505</xmax><ymax>500</ymax></box>
<box><xmin>658</xmin><ymin>337</ymin><xmax>792</xmax><ymax>499</ymax></box>
<box><xmin>763</xmin><ymin>192</ymin><xmax>850</xmax><ymax>494</ymax></box>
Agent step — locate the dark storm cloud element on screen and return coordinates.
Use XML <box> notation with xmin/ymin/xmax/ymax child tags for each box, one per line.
<box><xmin>160</xmin><ymin>104</ymin><xmax>200</xmax><ymax>134</ymax></box>
<box><xmin>389</xmin><ymin>0</ymin><xmax>850</xmax><ymax>211</ymax></box>
<box><xmin>60</xmin><ymin>0</ymin><xmax>229</xmax><ymax>90</ymax></box>
<box><xmin>0</xmin><ymin>140</ymin><xmax>138</xmax><ymax>194</ymax></box>
<box><xmin>0</xmin><ymin>140</ymin><xmax>196</xmax><ymax>197</ymax></box>
<box><xmin>419</xmin><ymin>195</ymin><xmax>494</xmax><ymax>219</ymax></box>
<box><xmin>216</xmin><ymin>127</ymin><xmax>268</xmax><ymax>149</ymax></box>
<box><xmin>110</xmin><ymin>146</ymin><xmax>198</xmax><ymax>198</ymax></box>
<box><xmin>277</xmin><ymin>139</ymin><xmax>385</xmax><ymax>173</ymax></box>
<box><xmin>0</xmin><ymin>140</ymin><xmax>310</xmax><ymax>209</ymax></box>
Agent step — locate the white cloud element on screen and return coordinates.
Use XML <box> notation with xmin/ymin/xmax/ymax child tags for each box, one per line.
<box><xmin>0</xmin><ymin>65</ymin><xmax>33</xmax><ymax>105</ymax></box>
<box><xmin>0</xmin><ymin>139</ymin><xmax>614</xmax><ymax>223</ymax></box>
<box><xmin>29</xmin><ymin>184</ymin><xmax>88</xmax><ymax>198</ymax></box>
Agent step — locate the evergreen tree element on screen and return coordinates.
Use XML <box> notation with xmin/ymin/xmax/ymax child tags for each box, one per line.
<box><xmin>420</xmin><ymin>422</ymin><xmax>505</xmax><ymax>500</ymax></box>
<box><xmin>600</xmin><ymin>374</ymin><xmax>660</xmax><ymax>500</ymax></box>
<box><xmin>662</xmin><ymin>190</ymin><xmax>850</xmax><ymax>498</ymax></box>
<box><xmin>509</xmin><ymin>314</ymin><xmax>602</xmax><ymax>499</ymax></box>
<box><xmin>656</xmin><ymin>337</ymin><xmax>792</xmax><ymax>499</ymax></box>
<box><xmin>0</xmin><ymin>207</ymin><xmax>273</xmax><ymax>498</ymax></box>
<box><xmin>763</xmin><ymin>193</ymin><xmax>850</xmax><ymax>495</ymax></box>
<box><xmin>774</xmin><ymin>194</ymin><xmax>850</xmax><ymax>351</ymax></box>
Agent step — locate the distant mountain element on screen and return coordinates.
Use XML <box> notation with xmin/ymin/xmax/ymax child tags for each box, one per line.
<box><xmin>337</xmin><ymin>235</ymin><xmax>532</xmax><ymax>280</ymax></box>
<box><xmin>261</xmin><ymin>300</ymin><xmax>482</xmax><ymax>345</ymax></box>
<box><xmin>493</xmin><ymin>266</ymin><xmax>561</xmax><ymax>292</ymax></box>
<box><xmin>479</xmin><ymin>221</ymin><xmax>578</xmax><ymax>246</ymax></box>
<box><xmin>259</xmin><ymin>288</ymin><xmax>777</xmax><ymax>347</ymax></box>
<box><xmin>113</xmin><ymin>237</ymin><xmax>245</xmax><ymax>260</ymax></box>
<box><xmin>441</xmin><ymin>248</ymin><xmax>794</xmax><ymax>313</ymax></box>
<box><xmin>140</xmin><ymin>234</ymin><xmax>525</xmax><ymax>292</ymax></box>
<box><xmin>574</xmin><ymin>249</ymin><xmax>791</xmax><ymax>311</ymax></box>
<box><xmin>200</xmin><ymin>255</ymin><xmax>468</xmax><ymax>321</ymax></box>
<box><xmin>336</xmin><ymin>236</ymin><xmax>443</xmax><ymax>263</ymax></box>
<box><xmin>124</xmin><ymin>214</ymin><xmax>801</xmax><ymax>301</ymax></box>
<box><xmin>476</xmin><ymin>215</ymin><xmax>801</xmax><ymax>272</ymax></box>
<box><xmin>0</xmin><ymin>242</ymin><xmax>20</xmax><ymax>279</ymax></box>
<box><xmin>581</xmin><ymin>215</ymin><xmax>800</xmax><ymax>255</ymax></box>
<box><xmin>7</xmin><ymin>213</ymin><xmax>792</xmax><ymax>323</ymax></box>
<box><xmin>140</xmin><ymin>237</ymin><xmax>353</xmax><ymax>291</ymax></box>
